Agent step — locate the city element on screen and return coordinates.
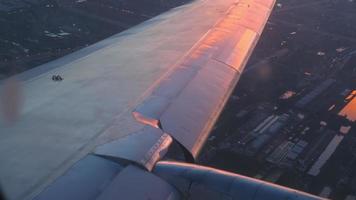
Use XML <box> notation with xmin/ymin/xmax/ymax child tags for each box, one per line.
<box><xmin>199</xmin><ymin>1</ymin><xmax>356</xmax><ymax>199</ymax></box>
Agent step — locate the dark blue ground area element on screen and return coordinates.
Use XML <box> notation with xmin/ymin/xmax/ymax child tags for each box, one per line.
<box><xmin>0</xmin><ymin>0</ymin><xmax>190</xmax><ymax>79</ymax></box>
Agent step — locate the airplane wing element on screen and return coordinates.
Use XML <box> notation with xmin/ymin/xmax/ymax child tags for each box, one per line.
<box><xmin>132</xmin><ymin>0</ymin><xmax>270</xmax><ymax>159</ymax></box>
<box><xmin>0</xmin><ymin>0</ymin><xmax>326</xmax><ymax>199</ymax></box>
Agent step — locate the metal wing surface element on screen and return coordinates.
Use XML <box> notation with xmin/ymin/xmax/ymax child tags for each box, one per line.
<box><xmin>133</xmin><ymin>0</ymin><xmax>275</xmax><ymax>158</ymax></box>
<box><xmin>0</xmin><ymin>0</ymin><xmax>275</xmax><ymax>199</ymax></box>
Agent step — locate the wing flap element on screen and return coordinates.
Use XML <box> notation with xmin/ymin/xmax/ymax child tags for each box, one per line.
<box><xmin>213</xmin><ymin>28</ymin><xmax>258</xmax><ymax>72</ymax></box>
<box><xmin>96</xmin><ymin>165</ymin><xmax>180</xmax><ymax>200</ymax></box>
<box><xmin>133</xmin><ymin>0</ymin><xmax>276</xmax><ymax>159</ymax></box>
<box><xmin>94</xmin><ymin>126</ymin><xmax>173</xmax><ymax>171</ymax></box>
<box><xmin>34</xmin><ymin>156</ymin><xmax>180</xmax><ymax>200</ymax></box>
<box><xmin>234</xmin><ymin>4</ymin><xmax>270</xmax><ymax>35</ymax></box>
<box><xmin>33</xmin><ymin>155</ymin><xmax>123</xmax><ymax>200</ymax></box>
<box><xmin>160</xmin><ymin>60</ymin><xmax>237</xmax><ymax>157</ymax></box>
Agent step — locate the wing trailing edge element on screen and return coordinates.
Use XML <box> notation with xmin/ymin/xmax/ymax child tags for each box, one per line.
<box><xmin>133</xmin><ymin>0</ymin><xmax>276</xmax><ymax>159</ymax></box>
<box><xmin>94</xmin><ymin>126</ymin><xmax>172</xmax><ymax>171</ymax></box>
